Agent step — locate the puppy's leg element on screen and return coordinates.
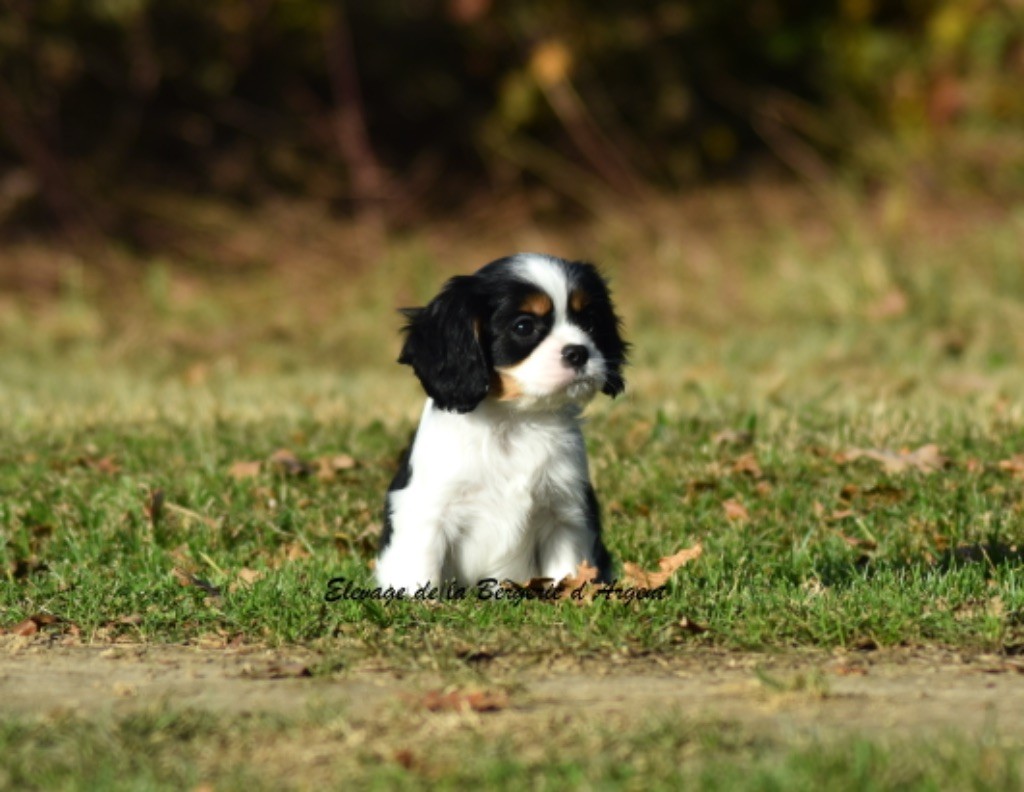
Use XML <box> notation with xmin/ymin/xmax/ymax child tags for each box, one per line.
<box><xmin>537</xmin><ymin>485</ymin><xmax>613</xmax><ymax>583</ymax></box>
<box><xmin>376</xmin><ymin>487</ymin><xmax>447</xmax><ymax>591</ymax></box>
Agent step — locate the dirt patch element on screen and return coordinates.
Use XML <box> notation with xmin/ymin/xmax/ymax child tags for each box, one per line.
<box><xmin>3</xmin><ymin>638</ymin><xmax>1023</xmax><ymax>741</ymax></box>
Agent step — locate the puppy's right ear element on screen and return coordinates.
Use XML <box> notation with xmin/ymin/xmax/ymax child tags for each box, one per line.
<box><xmin>398</xmin><ymin>275</ymin><xmax>490</xmax><ymax>413</ymax></box>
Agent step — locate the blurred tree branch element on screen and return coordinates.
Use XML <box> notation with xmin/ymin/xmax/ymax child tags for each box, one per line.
<box><xmin>0</xmin><ymin>78</ymin><xmax>99</xmax><ymax>243</ymax></box>
<box><xmin>324</xmin><ymin>4</ymin><xmax>388</xmax><ymax>224</ymax></box>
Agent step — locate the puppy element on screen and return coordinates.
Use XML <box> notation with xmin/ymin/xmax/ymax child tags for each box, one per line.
<box><xmin>376</xmin><ymin>253</ymin><xmax>628</xmax><ymax>591</ymax></box>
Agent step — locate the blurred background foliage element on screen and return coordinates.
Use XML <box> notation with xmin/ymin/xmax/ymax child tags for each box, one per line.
<box><xmin>0</xmin><ymin>0</ymin><xmax>1022</xmax><ymax>243</ymax></box>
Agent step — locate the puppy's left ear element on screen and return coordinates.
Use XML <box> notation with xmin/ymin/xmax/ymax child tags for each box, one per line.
<box><xmin>597</xmin><ymin>300</ymin><xmax>628</xmax><ymax>398</ymax></box>
<box><xmin>398</xmin><ymin>275</ymin><xmax>491</xmax><ymax>413</ymax></box>
<box><xmin>575</xmin><ymin>263</ymin><xmax>629</xmax><ymax>398</ymax></box>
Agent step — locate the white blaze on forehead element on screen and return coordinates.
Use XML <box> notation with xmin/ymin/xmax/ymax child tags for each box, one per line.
<box><xmin>510</xmin><ymin>254</ymin><xmax>571</xmax><ymax>321</ymax></box>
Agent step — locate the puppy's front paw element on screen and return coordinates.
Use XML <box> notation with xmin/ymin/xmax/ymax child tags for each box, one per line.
<box><xmin>375</xmin><ymin>553</ymin><xmax>438</xmax><ymax>593</ymax></box>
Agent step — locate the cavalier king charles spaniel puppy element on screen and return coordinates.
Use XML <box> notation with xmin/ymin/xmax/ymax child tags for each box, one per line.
<box><xmin>376</xmin><ymin>253</ymin><xmax>628</xmax><ymax>591</ymax></box>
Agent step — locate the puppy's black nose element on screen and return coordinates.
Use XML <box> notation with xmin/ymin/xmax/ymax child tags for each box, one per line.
<box><xmin>562</xmin><ymin>344</ymin><xmax>589</xmax><ymax>370</ymax></box>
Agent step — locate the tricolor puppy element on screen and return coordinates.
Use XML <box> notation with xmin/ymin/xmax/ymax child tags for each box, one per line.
<box><xmin>376</xmin><ymin>253</ymin><xmax>628</xmax><ymax>591</ymax></box>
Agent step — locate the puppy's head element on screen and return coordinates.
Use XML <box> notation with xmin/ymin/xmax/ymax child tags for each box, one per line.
<box><xmin>399</xmin><ymin>254</ymin><xmax>628</xmax><ymax>413</ymax></box>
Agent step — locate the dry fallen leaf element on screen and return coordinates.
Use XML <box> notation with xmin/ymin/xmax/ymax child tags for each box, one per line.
<box><xmin>91</xmin><ymin>456</ymin><xmax>121</xmax><ymax>475</ymax></box>
<box><xmin>6</xmin><ymin>613</ymin><xmax>63</xmax><ymax>637</ymax></box>
<box><xmin>832</xmin><ymin>664</ymin><xmax>868</xmax><ymax>677</ymax></box>
<box><xmin>867</xmin><ymin>288</ymin><xmax>908</xmax><ymax>320</ymax></box>
<box><xmin>731</xmin><ymin>453</ymin><xmax>763</xmax><ymax>478</ymax></box>
<box><xmin>228</xmin><ymin>567</ymin><xmax>264</xmax><ymax>593</ymax></box>
<box><xmin>228</xmin><ymin>460</ymin><xmax>262</xmax><ymax>480</ymax></box>
<box><xmin>420</xmin><ymin>688</ymin><xmax>509</xmax><ymax>713</ymax></box>
<box><xmin>269</xmin><ymin>448</ymin><xmax>312</xmax><ymax>476</ymax></box>
<box><xmin>11</xmin><ymin>618</ymin><xmax>37</xmax><ymax>637</ymax></box>
<box><xmin>841</xmin><ymin>483</ymin><xmax>906</xmax><ymax>507</ymax></box>
<box><xmin>558</xmin><ymin>560</ymin><xmax>599</xmax><ymax>591</ymax></box>
<box><xmin>316</xmin><ymin>454</ymin><xmax>358</xmax><ymax>481</ymax></box>
<box><xmin>712</xmin><ymin>428</ymin><xmax>754</xmax><ymax>447</ymax></box>
<box><xmin>839</xmin><ymin>444</ymin><xmax>948</xmax><ymax>474</ymax></box>
<box><xmin>622</xmin><ymin>544</ymin><xmax>703</xmax><ymax>588</ymax></box>
<box><xmin>722</xmin><ymin>498</ymin><xmax>750</xmax><ymax>521</ymax></box>
<box><xmin>834</xmin><ymin>531</ymin><xmax>877</xmax><ymax>550</ymax></box>
<box><xmin>998</xmin><ymin>456</ymin><xmax>1024</xmax><ymax>478</ymax></box>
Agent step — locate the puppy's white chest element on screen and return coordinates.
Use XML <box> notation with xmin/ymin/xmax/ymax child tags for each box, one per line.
<box><xmin>449</xmin><ymin>418</ymin><xmax>575</xmax><ymax>521</ymax></box>
<box><xmin>423</xmin><ymin>410</ymin><xmax>585</xmax><ymax>581</ymax></box>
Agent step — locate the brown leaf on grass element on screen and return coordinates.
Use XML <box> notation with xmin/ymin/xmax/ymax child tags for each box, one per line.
<box><xmin>393</xmin><ymin>749</ymin><xmax>418</xmax><ymax>770</ymax></box>
<box><xmin>532</xmin><ymin>560</ymin><xmax>602</xmax><ymax>604</ymax></box>
<box><xmin>731</xmin><ymin>453</ymin><xmax>763</xmax><ymax>479</ymax></box>
<box><xmin>420</xmin><ymin>688</ymin><xmax>509</xmax><ymax>713</ymax></box>
<box><xmin>839</xmin><ymin>444</ymin><xmax>948</xmax><ymax>474</ymax></box>
<box><xmin>504</xmin><ymin>577</ymin><xmax>560</xmax><ymax>602</ymax></box>
<box><xmin>228</xmin><ymin>567</ymin><xmax>264</xmax><ymax>593</ymax></box>
<box><xmin>316</xmin><ymin>454</ymin><xmax>358</xmax><ymax>481</ymax></box>
<box><xmin>998</xmin><ymin>456</ymin><xmax>1024</xmax><ymax>478</ymax></box>
<box><xmin>622</xmin><ymin>544</ymin><xmax>703</xmax><ymax>588</ymax></box>
<box><xmin>712</xmin><ymin>428</ymin><xmax>754</xmax><ymax>448</ymax></box>
<box><xmin>237</xmin><ymin>567</ymin><xmax>263</xmax><ymax>585</ymax></box>
<box><xmin>183</xmin><ymin>362</ymin><xmax>209</xmax><ymax>386</ymax></box>
<box><xmin>559</xmin><ymin>560</ymin><xmax>599</xmax><ymax>591</ymax></box>
<box><xmin>833</xmin><ymin>531</ymin><xmax>877</xmax><ymax>550</ymax></box>
<box><xmin>269</xmin><ymin>448</ymin><xmax>312</xmax><ymax>476</ymax></box>
<box><xmin>92</xmin><ymin>456</ymin><xmax>121</xmax><ymax>475</ymax></box>
<box><xmin>722</xmin><ymin>498</ymin><xmax>749</xmax><ymax>521</ymax></box>
<box><xmin>164</xmin><ymin>502</ymin><xmax>221</xmax><ymax>529</ymax></box>
<box><xmin>6</xmin><ymin>613</ymin><xmax>63</xmax><ymax>637</ymax></box>
<box><xmin>867</xmin><ymin>288</ymin><xmax>908</xmax><ymax>320</ymax></box>
<box><xmin>840</xmin><ymin>483</ymin><xmax>907</xmax><ymax>507</ymax></box>
<box><xmin>76</xmin><ymin>454</ymin><xmax>120</xmax><ymax>475</ymax></box>
<box><xmin>833</xmin><ymin>664</ymin><xmax>869</xmax><ymax>677</ymax></box>
<box><xmin>965</xmin><ymin>457</ymin><xmax>985</xmax><ymax>474</ymax></box>
<box><xmin>10</xmin><ymin>618</ymin><xmax>38</xmax><ymax>637</ymax></box>
<box><xmin>228</xmin><ymin>460</ymin><xmax>262</xmax><ymax>480</ymax></box>
<box><xmin>282</xmin><ymin>542</ymin><xmax>311</xmax><ymax>562</ymax></box>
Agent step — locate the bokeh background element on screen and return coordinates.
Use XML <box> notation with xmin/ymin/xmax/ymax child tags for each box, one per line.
<box><xmin>2</xmin><ymin>1</ymin><xmax>1022</xmax><ymax>242</ymax></box>
<box><xmin>2</xmin><ymin>0</ymin><xmax>1024</xmax><ymax>422</ymax></box>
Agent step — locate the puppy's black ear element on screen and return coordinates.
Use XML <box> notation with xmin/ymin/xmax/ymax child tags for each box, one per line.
<box><xmin>574</xmin><ymin>263</ymin><xmax>629</xmax><ymax>398</ymax></box>
<box><xmin>398</xmin><ymin>275</ymin><xmax>491</xmax><ymax>413</ymax></box>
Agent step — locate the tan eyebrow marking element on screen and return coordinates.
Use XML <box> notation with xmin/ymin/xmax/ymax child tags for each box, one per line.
<box><xmin>518</xmin><ymin>292</ymin><xmax>553</xmax><ymax>316</ymax></box>
<box><xmin>569</xmin><ymin>289</ymin><xmax>590</xmax><ymax>313</ymax></box>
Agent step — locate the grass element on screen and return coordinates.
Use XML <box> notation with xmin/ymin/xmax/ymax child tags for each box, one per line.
<box><xmin>2</xmin><ymin>185</ymin><xmax>1024</xmax><ymax>787</ymax></box>
<box><xmin>0</xmin><ymin>707</ymin><xmax>1020</xmax><ymax>791</ymax></box>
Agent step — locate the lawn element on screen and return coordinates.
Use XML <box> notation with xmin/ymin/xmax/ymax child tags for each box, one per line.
<box><xmin>2</xmin><ymin>187</ymin><xmax>1024</xmax><ymax>788</ymax></box>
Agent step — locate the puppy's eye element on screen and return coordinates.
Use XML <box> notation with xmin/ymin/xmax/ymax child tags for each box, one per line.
<box><xmin>512</xmin><ymin>316</ymin><xmax>537</xmax><ymax>337</ymax></box>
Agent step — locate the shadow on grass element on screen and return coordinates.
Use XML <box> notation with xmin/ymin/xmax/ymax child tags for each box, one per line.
<box><xmin>814</xmin><ymin>542</ymin><xmax>1024</xmax><ymax>590</ymax></box>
